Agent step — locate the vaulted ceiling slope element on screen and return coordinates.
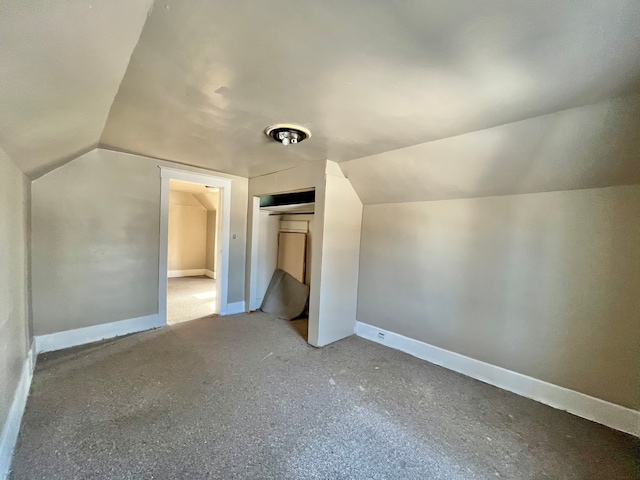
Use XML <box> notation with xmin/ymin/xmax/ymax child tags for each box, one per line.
<box><xmin>341</xmin><ymin>92</ymin><xmax>640</xmax><ymax>203</ymax></box>
<box><xmin>2</xmin><ymin>1</ymin><xmax>640</xmax><ymax>188</ymax></box>
<box><xmin>0</xmin><ymin>0</ymin><xmax>153</xmax><ymax>177</ymax></box>
<box><xmin>101</xmin><ymin>0</ymin><xmax>640</xmax><ymax>178</ymax></box>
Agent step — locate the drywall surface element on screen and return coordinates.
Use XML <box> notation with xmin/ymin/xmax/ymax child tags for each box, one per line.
<box><xmin>0</xmin><ymin>0</ymin><xmax>154</xmax><ymax>177</ymax></box>
<box><xmin>168</xmin><ymin>191</ymin><xmax>207</xmax><ymax>271</ymax></box>
<box><xmin>255</xmin><ymin>212</ymin><xmax>280</xmax><ymax>307</ymax></box>
<box><xmin>341</xmin><ymin>93</ymin><xmax>640</xmax><ymax>204</ymax></box>
<box><xmin>249</xmin><ymin>160</ymin><xmax>327</xmax><ymax>195</ymax></box>
<box><xmin>281</xmin><ymin>214</ymin><xmax>314</xmax><ymax>286</ymax></box>
<box><xmin>205</xmin><ymin>210</ymin><xmax>217</xmax><ymax>273</ymax></box>
<box><xmin>32</xmin><ymin>148</ymin><xmax>248</xmax><ymax>336</ymax></box>
<box><xmin>0</xmin><ymin>148</ymin><xmax>30</xmax><ymax>445</ymax></box>
<box><xmin>317</xmin><ymin>174</ymin><xmax>363</xmax><ymax>346</ymax></box>
<box><xmin>357</xmin><ymin>186</ymin><xmax>640</xmax><ymax>409</ymax></box>
<box><xmin>32</xmin><ymin>150</ymin><xmax>160</xmax><ymax>335</ymax></box>
<box><xmin>101</xmin><ymin>0</ymin><xmax>640</xmax><ymax>178</ymax></box>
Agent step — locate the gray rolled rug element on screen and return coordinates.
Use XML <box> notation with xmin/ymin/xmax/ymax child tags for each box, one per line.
<box><xmin>260</xmin><ymin>269</ymin><xmax>310</xmax><ymax>319</ymax></box>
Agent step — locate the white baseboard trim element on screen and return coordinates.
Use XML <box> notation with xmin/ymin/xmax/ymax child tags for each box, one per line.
<box><xmin>35</xmin><ymin>314</ymin><xmax>164</xmax><ymax>354</ymax></box>
<box><xmin>355</xmin><ymin>321</ymin><xmax>640</xmax><ymax>438</ymax></box>
<box><xmin>168</xmin><ymin>269</ymin><xmax>206</xmax><ymax>278</ymax></box>
<box><xmin>223</xmin><ymin>301</ymin><xmax>246</xmax><ymax>316</ymax></box>
<box><xmin>0</xmin><ymin>344</ymin><xmax>35</xmax><ymax>480</ymax></box>
<box><xmin>204</xmin><ymin>269</ymin><xmax>216</xmax><ymax>280</ymax></box>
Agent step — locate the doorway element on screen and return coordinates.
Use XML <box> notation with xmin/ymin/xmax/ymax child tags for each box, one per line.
<box><xmin>166</xmin><ymin>180</ymin><xmax>220</xmax><ymax>324</ymax></box>
<box><xmin>159</xmin><ymin>167</ymin><xmax>232</xmax><ymax>324</ymax></box>
<box><xmin>254</xmin><ymin>191</ymin><xmax>315</xmax><ymax>341</ymax></box>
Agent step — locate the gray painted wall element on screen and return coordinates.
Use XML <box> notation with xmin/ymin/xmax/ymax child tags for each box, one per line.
<box><xmin>31</xmin><ymin>149</ymin><xmax>247</xmax><ymax>336</ymax></box>
<box><xmin>357</xmin><ymin>186</ymin><xmax>640</xmax><ymax>409</ymax></box>
<box><xmin>0</xmin><ymin>148</ymin><xmax>30</xmax><ymax>438</ymax></box>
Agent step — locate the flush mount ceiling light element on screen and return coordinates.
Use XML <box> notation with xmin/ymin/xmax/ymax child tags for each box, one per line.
<box><xmin>264</xmin><ymin>124</ymin><xmax>311</xmax><ymax>146</ymax></box>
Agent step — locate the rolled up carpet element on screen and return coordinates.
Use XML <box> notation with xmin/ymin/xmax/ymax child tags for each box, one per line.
<box><xmin>260</xmin><ymin>269</ymin><xmax>310</xmax><ymax>320</ymax></box>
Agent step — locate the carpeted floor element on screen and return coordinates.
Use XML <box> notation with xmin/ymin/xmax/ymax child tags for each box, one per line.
<box><xmin>11</xmin><ymin>313</ymin><xmax>638</xmax><ymax>479</ymax></box>
<box><xmin>167</xmin><ymin>275</ymin><xmax>218</xmax><ymax>324</ymax></box>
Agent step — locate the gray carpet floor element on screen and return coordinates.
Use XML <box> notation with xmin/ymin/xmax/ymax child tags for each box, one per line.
<box><xmin>167</xmin><ymin>276</ymin><xmax>217</xmax><ymax>324</ymax></box>
<box><xmin>11</xmin><ymin>313</ymin><xmax>638</xmax><ymax>479</ymax></box>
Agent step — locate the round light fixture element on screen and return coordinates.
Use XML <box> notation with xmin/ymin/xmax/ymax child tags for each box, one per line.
<box><xmin>265</xmin><ymin>124</ymin><xmax>311</xmax><ymax>146</ymax></box>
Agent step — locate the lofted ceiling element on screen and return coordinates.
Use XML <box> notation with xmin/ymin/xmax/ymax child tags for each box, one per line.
<box><xmin>341</xmin><ymin>93</ymin><xmax>640</xmax><ymax>203</ymax></box>
<box><xmin>2</xmin><ymin>0</ymin><xmax>640</xmax><ymax>199</ymax></box>
<box><xmin>101</xmin><ymin>0</ymin><xmax>640</xmax><ymax>178</ymax></box>
<box><xmin>170</xmin><ymin>180</ymin><xmax>219</xmax><ymax>210</ymax></box>
<box><xmin>0</xmin><ymin>0</ymin><xmax>153</xmax><ymax>177</ymax></box>
<box><xmin>170</xmin><ymin>179</ymin><xmax>217</xmax><ymax>195</ymax></box>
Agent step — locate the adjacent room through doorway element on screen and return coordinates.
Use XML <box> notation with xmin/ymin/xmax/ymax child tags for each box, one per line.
<box><xmin>167</xmin><ymin>179</ymin><xmax>220</xmax><ymax>324</ymax></box>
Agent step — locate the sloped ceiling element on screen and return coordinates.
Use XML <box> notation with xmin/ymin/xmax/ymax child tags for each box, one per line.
<box><xmin>0</xmin><ymin>0</ymin><xmax>153</xmax><ymax>177</ymax></box>
<box><xmin>170</xmin><ymin>180</ymin><xmax>219</xmax><ymax>210</ymax></box>
<box><xmin>341</xmin><ymin>93</ymin><xmax>640</xmax><ymax>204</ymax></box>
<box><xmin>101</xmin><ymin>0</ymin><xmax>640</xmax><ymax>178</ymax></box>
<box><xmin>3</xmin><ymin>0</ymin><xmax>640</xmax><ymax>198</ymax></box>
<box><xmin>170</xmin><ymin>179</ymin><xmax>214</xmax><ymax>195</ymax></box>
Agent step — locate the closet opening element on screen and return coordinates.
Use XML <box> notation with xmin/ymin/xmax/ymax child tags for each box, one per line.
<box><xmin>254</xmin><ymin>189</ymin><xmax>315</xmax><ymax>341</ymax></box>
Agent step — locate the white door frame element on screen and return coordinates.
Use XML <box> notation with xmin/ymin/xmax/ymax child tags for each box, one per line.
<box><xmin>159</xmin><ymin>167</ymin><xmax>233</xmax><ymax>322</ymax></box>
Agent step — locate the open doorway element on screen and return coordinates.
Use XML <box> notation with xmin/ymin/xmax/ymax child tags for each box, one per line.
<box><xmin>166</xmin><ymin>180</ymin><xmax>219</xmax><ymax>324</ymax></box>
<box><xmin>254</xmin><ymin>190</ymin><xmax>315</xmax><ymax>341</ymax></box>
<box><xmin>159</xmin><ymin>167</ymin><xmax>232</xmax><ymax>324</ymax></box>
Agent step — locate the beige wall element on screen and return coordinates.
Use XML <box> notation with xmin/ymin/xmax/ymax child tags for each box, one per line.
<box><xmin>168</xmin><ymin>191</ymin><xmax>207</xmax><ymax>272</ymax></box>
<box><xmin>0</xmin><ymin>148</ymin><xmax>30</xmax><ymax>441</ymax></box>
<box><xmin>357</xmin><ymin>186</ymin><xmax>640</xmax><ymax>409</ymax></box>
<box><xmin>191</xmin><ymin>190</ymin><xmax>219</xmax><ymax>274</ymax></box>
<box><xmin>255</xmin><ymin>212</ymin><xmax>280</xmax><ymax>306</ymax></box>
<box><xmin>205</xmin><ymin>210</ymin><xmax>217</xmax><ymax>273</ymax></box>
<box><xmin>31</xmin><ymin>148</ymin><xmax>248</xmax><ymax>336</ymax></box>
<box><xmin>281</xmin><ymin>214</ymin><xmax>314</xmax><ymax>286</ymax></box>
<box><xmin>317</xmin><ymin>174</ymin><xmax>362</xmax><ymax>346</ymax></box>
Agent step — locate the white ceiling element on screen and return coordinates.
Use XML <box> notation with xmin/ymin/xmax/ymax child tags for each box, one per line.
<box><xmin>341</xmin><ymin>93</ymin><xmax>640</xmax><ymax>203</ymax></box>
<box><xmin>2</xmin><ymin>0</ymin><xmax>640</xmax><ymax>200</ymax></box>
<box><xmin>0</xmin><ymin>0</ymin><xmax>153</xmax><ymax>177</ymax></box>
<box><xmin>100</xmin><ymin>0</ymin><xmax>640</xmax><ymax>178</ymax></box>
<box><xmin>170</xmin><ymin>180</ymin><xmax>219</xmax><ymax>210</ymax></box>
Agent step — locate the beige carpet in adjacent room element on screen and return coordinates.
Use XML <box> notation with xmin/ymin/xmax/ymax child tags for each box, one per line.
<box><xmin>167</xmin><ymin>275</ymin><xmax>217</xmax><ymax>324</ymax></box>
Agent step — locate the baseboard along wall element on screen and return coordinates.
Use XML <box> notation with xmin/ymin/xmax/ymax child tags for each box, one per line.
<box><xmin>223</xmin><ymin>301</ymin><xmax>246</xmax><ymax>316</ymax></box>
<box><xmin>355</xmin><ymin>321</ymin><xmax>640</xmax><ymax>438</ymax></box>
<box><xmin>3</xmin><ymin>312</ymin><xmax>166</xmax><ymax>478</ymax></box>
<box><xmin>35</xmin><ymin>314</ymin><xmax>164</xmax><ymax>354</ymax></box>
<box><xmin>7</xmin><ymin>301</ymin><xmax>255</xmax><ymax>479</ymax></box>
<box><xmin>167</xmin><ymin>269</ymin><xmax>216</xmax><ymax>279</ymax></box>
<box><xmin>0</xmin><ymin>344</ymin><xmax>35</xmax><ymax>480</ymax></box>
